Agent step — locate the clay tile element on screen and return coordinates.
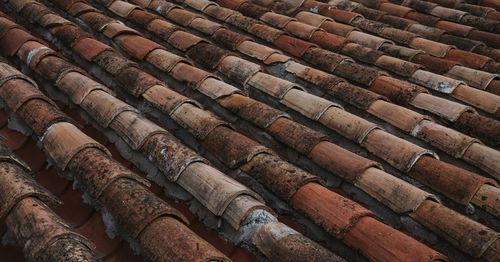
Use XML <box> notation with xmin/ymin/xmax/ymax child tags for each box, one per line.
<box><xmin>350</xmin><ymin>16</ymin><xmax>388</xmax><ymax>34</ymax></box>
<box><xmin>460</xmin><ymin>3</ymin><xmax>494</xmax><ymax>16</ymax></box>
<box><xmin>171</xmin><ymin>103</ymin><xmax>228</xmax><ymax>140</ymax></box>
<box><xmin>463</xmin><ymin>142</ymin><xmax>500</xmax><ymax>180</ymax></box>
<box><xmin>261</xmin><ymin>12</ymin><xmax>295</xmax><ymax>28</ymax></box>
<box><xmin>166</xmin><ymin>8</ymin><xmax>201</xmax><ymax>27</ymax></box>
<box><xmin>0</xmin><ymin>162</ymin><xmax>60</xmax><ymax>219</ymax></box>
<box><xmin>79</xmin><ymin>12</ymin><xmax>116</xmax><ymax>32</ymax></box>
<box><xmin>146</xmin><ymin>18</ymin><xmax>180</xmax><ymax>40</ymax></box>
<box><xmin>267</xmin><ymin>117</ymin><xmax>327</xmax><ymax>154</ymax></box>
<box><xmin>211</xmin><ymin>28</ymin><xmax>250</xmax><ymax>50</ymax></box>
<box><xmin>202</xmin><ymin>125</ymin><xmax>273</xmax><ymax>168</ymax></box>
<box><xmin>101</xmin><ymin>179</ymin><xmax>188</xmax><ymax>239</ymax></box>
<box><xmin>127</xmin><ymin>9</ymin><xmax>159</xmax><ymax>28</ymax></box>
<box><xmin>285</xmin><ymin>21</ymin><xmax>321</xmax><ymax>40</ymax></box>
<box><xmin>184</xmin><ymin>0</ymin><xmax>219</xmax><ymax>11</ymax></box>
<box><xmin>237</xmin><ymin>40</ymin><xmax>280</xmax><ymax>61</ymax></box>
<box><xmin>362</xmin><ymin>129</ymin><xmax>437</xmax><ymax>172</ymax></box>
<box><xmin>273</xmin><ymin>34</ymin><xmax>317</xmax><ymax>57</ymax></box>
<box><xmin>282</xmin><ymin>88</ymin><xmax>342</xmax><ymax>120</ymax></box>
<box><xmin>321</xmin><ymin>19</ymin><xmax>355</xmax><ymax>36</ymax></box>
<box><xmin>52</xmin><ymin>0</ymin><xmax>84</xmax><ymax>11</ymax></box>
<box><xmin>334</xmin><ymin>61</ymin><xmax>385</xmax><ymax>86</ymax></box>
<box><xmin>0</xmin><ymin>79</ymin><xmax>55</xmax><ymax>113</ymax></box>
<box><xmin>380</xmin><ymin>3</ymin><xmax>413</xmax><ymax>17</ymax></box>
<box><xmin>431</xmin><ymin>6</ymin><xmax>467</xmax><ymax>21</ymax></box>
<box><xmin>116</xmin><ymin>66</ymin><xmax>162</xmax><ymax>96</ymax></box>
<box><xmin>303</xmin><ymin>48</ymin><xmax>350</xmax><ymax>72</ymax></box>
<box><xmin>68</xmin><ymin>2</ymin><xmax>100</xmax><ymax>16</ymax></box>
<box><xmin>0</xmin><ymin>62</ymin><xmax>38</xmax><ymax>88</ymax></box>
<box><xmin>57</xmin><ymin>71</ymin><xmax>113</xmax><ymax>105</ymax></box>
<box><xmin>407</xmin><ymin>24</ymin><xmax>445</xmax><ymax>41</ymax></box>
<box><xmin>148</xmin><ymin>0</ymin><xmax>178</xmax><ymax>15</ymax></box>
<box><xmin>380</xmin><ymin>28</ymin><xmax>417</xmax><ymax>46</ymax></box>
<box><xmin>263</xmin><ymin>52</ymin><xmax>292</xmax><ymax>64</ymax></box>
<box><xmin>410</xmin><ymin>200</ymin><xmax>498</xmax><ymax>258</ymax></box>
<box><xmin>238</xmin><ymin>2</ymin><xmax>269</xmax><ymax>18</ymax></box>
<box><xmin>0</xmin><ymin>28</ymin><xmax>40</xmax><ymax>56</ymax></box>
<box><xmin>197</xmin><ymin>77</ymin><xmax>242</xmax><ymax>100</ymax></box>
<box><xmin>411</xmin><ymin>54</ymin><xmax>458</xmax><ymax>75</ymax></box>
<box><xmin>440</xmin><ymin>34</ymin><xmax>484</xmax><ymax>51</ymax></box>
<box><xmin>141</xmin><ymin>133</ymin><xmax>205</xmax><ymax>182</ymax></box>
<box><xmin>76</xmin><ymin>212</ymin><xmax>121</xmax><ymax>257</ymax></box>
<box><xmin>410</xmin><ymin>37</ymin><xmax>453</xmax><ymax>57</ymax></box>
<box><xmin>51</xmin><ymin>24</ymin><xmax>92</xmax><ymax>48</ymax></box>
<box><xmin>367</xmin><ymin>99</ymin><xmax>425</xmax><ymax>132</ymax></box>
<box><xmin>445</xmin><ymin>49</ymin><xmax>491</xmax><ymax>69</ymax></box>
<box><xmin>73</xmin><ymin>37</ymin><xmax>113</xmax><ymax>61</ymax></box>
<box><xmin>247</xmin><ymin>72</ymin><xmax>305</xmax><ymax>99</ymax></box>
<box><xmin>472</xmin><ymin>184</ymin><xmax>500</xmax><ymax>217</ymax></box>
<box><xmin>19</xmin><ymin>2</ymin><xmax>51</xmax><ymax>24</ymax></box>
<box><xmin>37</xmin><ymin>13</ymin><xmax>72</xmax><ymax>28</ymax></box>
<box><xmin>80</xmin><ymin>90</ymin><xmax>138</xmax><ymax>127</ymax></box>
<box><xmin>309</xmin><ymin>31</ymin><xmax>345</xmax><ymax>52</ymax></box>
<box><xmin>445</xmin><ymin>66</ymin><xmax>498</xmax><ymax>90</ymax></box>
<box><xmin>166</xmin><ymin>31</ymin><xmax>205</xmax><ymax>51</ymax></box>
<box><xmin>218</xmin><ymin>94</ymin><xmax>288</xmax><ymax>128</ymax></box>
<box><xmin>248</xmin><ymin>23</ymin><xmax>284</xmax><ymax>42</ymax></box>
<box><xmin>273</xmin><ymin>0</ymin><xmax>305</xmax><ymax>15</ymax></box>
<box><xmin>0</xmin><ymin>126</ymin><xmax>28</xmax><ymax>151</ymax></box>
<box><xmin>435</xmin><ymin>20</ymin><xmax>474</xmax><ymax>37</ymax></box>
<box><xmin>108</xmin><ymin>0</ymin><xmax>141</xmax><ymax>18</ymax></box>
<box><xmin>138</xmin><ymin>216</ymin><xmax>229</xmax><ymax>261</ymax></box>
<box><xmin>170</xmin><ymin>62</ymin><xmax>215</xmax><ymax>88</ymax></box>
<box><xmin>254</xmin><ymin>221</ymin><xmax>343</xmax><ymax>262</ymax></box>
<box><xmin>294</xmin><ymin>11</ymin><xmax>332</xmax><ymax>27</ymax></box>
<box><xmin>415</xmin><ymin>120</ymin><xmax>478</xmax><ymax>158</ymax></box>
<box><xmin>291</xmin><ymin>182</ymin><xmax>374</xmax><ymax>238</ymax></box>
<box><xmin>41</xmin><ymin>122</ymin><xmax>110</xmax><ymax>170</ymax></box>
<box><xmin>102</xmin><ymin>22</ymin><xmax>140</xmax><ymax>39</ymax></box>
<box><xmin>375</xmin><ymin>55</ymin><xmax>421</xmax><ymax>77</ymax></box>
<box><xmin>223</xmin><ymin>195</ymin><xmax>273</xmax><ymax>230</ymax></box>
<box><xmin>411</xmin><ymin>70</ymin><xmax>465</xmax><ymax>94</ymax></box>
<box><xmin>111</xmin><ymin>111</ymin><xmax>169</xmax><ymax>150</ymax></box>
<box><xmin>142</xmin><ymin>85</ymin><xmax>192</xmax><ymax>115</ymax></box>
<box><xmin>34</xmin><ymin>167</ymin><xmax>69</xmax><ymax>196</ymax></box>
<box><xmin>469</xmin><ymin>30</ymin><xmax>500</xmax><ymax>49</ymax></box>
<box><xmin>145</xmin><ymin>48</ymin><xmax>187</xmax><ymax>73</ymax></box>
<box><xmin>93</xmin><ymin>50</ymin><xmax>137</xmax><ymax>76</ymax></box>
<box><xmin>319</xmin><ymin>107</ymin><xmax>379</xmax><ymax>143</ymax></box>
<box><xmin>378</xmin><ymin>43</ymin><xmax>423</xmax><ymax>61</ymax></box>
<box><xmin>6</xmin><ymin>198</ymin><xmax>95</xmax><ymax>261</ymax></box>
<box><xmin>189</xmin><ymin>17</ymin><xmax>224</xmax><ymax>36</ymax></box>
<box><xmin>0</xmin><ymin>17</ymin><xmax>22</xmax><ymax>39</ymax></box>
<box><xmin>404</xmin><ymin>11</ymin><xmax>440</xmax><ymax>26</ymax></box>
<box><xmin>115</xmin><ymin>34</ymin><xmax>163</xmax><ymax>60</ymax></box>
<box><xmin>217</xmin><ymin>55</ymin><xmax>262</xmax><ymax>85</ymax></box>
<box><xmin>343</xmin><ymin>215</ymin><xmax>447</xmax><ymax>261</ymax></box>
<box><xmin>339</xmin><ymin>43</ymin><xmax>380</xmax><ymax>64</ymax></box>
<box><xmin>227</xmin><ymin>13</ymin><xmax>260</xmax><ymax>30</ymax></box>
<box><xmin>217</xmin><ymin>0</ymin><xmax>247</xmax><ymax>10</ymax></box>
<box><xmin>346</xmin><ymin>31</ymin><xmax>393</xmax><ymax>50</ymax></box>
<box><xmin>9</xmin><ymin>0</ymin><xmax>37</xmax><ymax>12</ymax></box>
<box><xmin>185</xmin><ymin>41</ymin><xmax>227</xmax><ymax>70</ymax></box>
<box><xmin>36</xmin><ymin>56</ymin><xmax>87</xmax><ymax>84</ymax></box>
<box><xmin>406</xmin><ymin>0</ymin><xmax>438</xmax><ymax>13</ymax></box>
<box><xmin>204</xmin><ymin>5</ymin><xmax>238</xmax><ymax>21</ymax></box>
<box><xmin>178</xmin><ymin>161</ymin><xmax>262</xmax><ymax>215</ymax></box>
<box><xmin>410</xmin><ymin>92</ymin><xmax>474</xmax><ymax>121</ymax></box>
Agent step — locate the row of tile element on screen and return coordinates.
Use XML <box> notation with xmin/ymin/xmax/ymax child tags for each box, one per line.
<box><xmin>0</xmin><ymin>127</ymin><xmax>98</xmax><ymax>261</ymax></box>
<box><xmin>322</xmin><ymin>0</ymin><xmax>500</xmax><ymax>50</ymax></box>
<box><xmin>425</xmin><ymin>0</ymin><xmax>500</xmax><ymax>20</ymax></box>
<box><xmin>175</xmin><ymin>0</ymin><xmax>500</xmax><ymax>148</ymax></box>
<box><xmin>119</xmin><ymin>0</ymin><xmax>500</xmax><ymax>201</ymax></box>
<box><xmin>230</xmin><ymin>0</ymin><xmax>500</xmax><ymax>117</ymax></box>
<box><xmin>27</xmin><ymin>0</ymin><xmax>500</xmax><ymax>259</ymax></box>
<box><xmin>7</xmin><ymin>3</ymin><xmax>457</xmax><ymax>260</ymax></box>
<box><xmin>0</xmin><ymin>4</ymin><xmax>418</xmax><ymax>260</ymax></box>
<box><xmin>242</xmin><ymin>0</ymin><xmax>500</xmax><ymax>96</ymax></box>
<box><xmin>0</xmin><ymin>57</ymin><xmax>232</xmax><ymax>261</ymax></box>
<box><xmin>181</xmin><ymin>0</ymin><xmax>500</xmax><ymax>171</ymax></box>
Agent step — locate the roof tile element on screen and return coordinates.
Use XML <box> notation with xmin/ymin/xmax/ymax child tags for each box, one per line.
<box><xmin>302</xmin><ymin>48</ymin><xmax>347</xmax><ymax>72</ymax></box>
<box><xmin>146</xmin><ymin>18</ymin><xmax>180</xmax><ymax>40</ymax></box>
<box><xmin>142</xmin><ymin>84</ymin><xmax>194</xmax><ymax>114</ymax></box>
<box><xmin>116</xmin><ymin>66</ymin><xmax>162</xmax><ymax>96</ymax></box>
<box><xmin>73</xmin><ymin>37</ymin><xmax>113</xmax><ymax>61</ymax></box>
<box><xmin>311</xmin><ymin>31</ymin><xmax>346</xmax><ymax>51</ymax></box>
<box><xmin>189</xmin><ymin>17</ymin><xmax>224</xmax><ymax>35</ymax></box>
<box><xmin>79</xmin><ymin>12</ymin><xmax>115</xmax><ymax>31</ymax></box>
<box><xmin>102</xmin><ymin>22</ymin><xmax>140</xmax><ymax>39</ymax></box>
<box><xmin>80</xmin><ymin>89</ymin><xmax>138</xmax><ymax>127</ymax></box>
<box><xmin>211</xmin><ymin>28</ymin><xmax>250</xmax><ymax>50</ymax></box>
<box><xmin>273</xmin><ymin>34</ymin><xmax>317</xmax><ymax>57</ymax></box>
<box><xmin>0</xmin><ymin>28</ymin><xmax>39</xmax><ymax>56</ymax></box>
<box><xmin>367</xmin><ymin>100</ymin><xmax>425</xmax><ymax>132</ymax></box>
<box><xmin>248</xmin><ymin>72</ymin><xmax>304</xmax><ymax>99</ymax></box>
<box><xmin>171</xmin><ymin>103</ymin><xmax>228</xmax><ymax>140</ymax></box>
<box><xmin>111</xmin><ymin>111</ymin><xmax>169</xmax><ymax>150</ymax></box>
<box><xmin>320</xmin><ymin>107</ymin><xmax>379</xmax><ymax>143</ymax></box>
<box><xmin>295</xmin><ymin>11</ymin><xmax>332</xmax><ymax>27</ymax></box>
<box><xmin>114</xmin><ymin>34</ymin><xmax>163</xmax><ymax>59</ymax></box>
<box><xmin>145</xmin><ymin>48</ymin><xmax>187</xmax><ymax>73</ymax></box>
<box><xmin>334</xmin><ymin>61</ymin><xmax>385</xmax><ymax>86</ymax></box>
<box><xmin>248</xmin><ymin>23</ymin><xmax>284</xmax><ymax>42</ymax></box>
<box><xmin>92</xmin><ymin>50</ymin><xmax>137</xmax><ymax>75</ymax></box>
<box><xmin>108</xmin><ymin>0</ymin><xmax>141</xmax><ymax>18</ymax></box>
<box><xmin>166</xmin><ymin>30</ymin><xmax>205</xmax><ymax>51</ymax></box>
<box><xmin>57</xmin><ymin>71</ymin><xmax>113</xmax><ymax>105</ymax></box>
<box><xmin>411</xmin><ymin>92</ymin><xmax>473</xmax><ymax>121</ymax></box>
<box><xmin>217</xmin><ymin>55</ymin><xmax>261</xmax><ymax>85</ymax></box>
<box><xmin>267</xmin><ymin>117</ymin><xmax>327</xmax><ymax>155</ymax></box>
<box><xmin>237</xmin><ymin>40</ymin><xmax>280</xmax><ymax>61</ymax></box>
<box><xmin>197</xmin><ymin>77</ymin><xmax>242</xmax><ymax>100</ymax></box>
<box><xmin>170</xmin><ymin>62</ymin><xmax>215</xmax><ymax>87</ymax></box>
<box><xmin>375</xmin><ymin>55</ymin><xmax>421</xmax><ymax>77</ymax></box>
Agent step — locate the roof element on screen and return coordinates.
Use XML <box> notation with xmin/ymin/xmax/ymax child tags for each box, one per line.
<box><xmin>0</xmin><ymin>0</ymin><xmax>498</xmax><ymax>261</ymax></box>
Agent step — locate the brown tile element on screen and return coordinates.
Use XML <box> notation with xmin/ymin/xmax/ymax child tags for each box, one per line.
<box><xmin>302</xmin><ymin>47</ymin><xmax>347</xmax><ymax>72</ymax></box>
<box><xmin>411</xmin><ymin>53</ymin><xmax>459</xmax><ymax>75</ymax></box>
<box><xmin>79</xmin><ymin>12</ymin><xmax>115</xmax><ymax>31</ymax></box>
<box><xmin>37</xmin><ymin>13</ymin><xmax>72</xmax><ymax>29</ymax></box>
<box><xmin>291</xmin><ymin>182</ymin><xmax>374</xmax><ymax>238</ymax></box>
<box><xmin>405</xmin><ymin>10</ymin><xmax>440</xmax><ymax>26</ymax></box>
<box><xmin>371</xmin><ymin>76</ymin><xmax>427</xmax><ymax>108</ymax></box>
<box><xmin>108</xmin><ymin>0</ymin><xmax>140</xmax><ymax>18</ymax></box>
<box><xmin>142</xmin><ymin>84</ymin><xmax>192</xmax><ymax>114</ymax></box>
<box><xmin>170</xmin><ymin>62</ymin><xmax>214</xmax><ymax>88</ymax></box>
<box><xmin>116</xmin><ymin>66</ymin><xmax>162</xmax><ymax>96</ymax></box>
<box><xmin>166</xmin><ymin>7</ymin><xmax>201</xmax><ymax>27</ymax></box>
<box><xmin>410</xmin><ymin>37</ymin><xmax>453</xmax><ymax>57</ymax></box>
<box><xmin>463</xmin><ymin>142</ymin><xmax>500</xmax><ymax>179</ymax></box>
<box><xmin>138</xmin><ymin>216</ymin><xmax>229</xmax><ymax>261</ymax></box>
<box><xmin>171</xmin><ymin>103</ymin><xmax>227</xmax><ymax>140</ymax></box>
<box><xmin>186</xmin><ymin>42</ymin><xmax>231</xmax><ymax>70</ymax></box>
<box><xmin>368</xmin><ymin>99</ymin><xmax>425</xmax><ymax>132</ymax></box>
<box><xmin>146</xmin><ymin>18</ymin><xmax>180</xmax><ymax>40</ymax></box>
<box><xmin>52</xmin><ymin>0</ymin><xmax>85</xmax><ymax>11</ymax></box>
<box><xmin>238</xmin><ymin>2</ymin><xmax>269</xmax><ymax>18</ymax></box>
<box><xmin>111</xmin><ymin>111</ymin><xmax>169</xmax><ymax>150</ymax></box>
<box><xmin>295</xmin><ymin>11</ymin><xmax>333</xmax><ymax>27</ymax></box>
<box><xmin>0</xmin><ymin>127</ymin><xmax>28</xmax><ymax>151</ymax></box>
<box><xmin>0</xmin><ymin>28</ymin><xmax>39</xmax><ymax>56</ymax></box>
<box><xmin>73</xmin><ymin>37</ymin><xmax>113</xmax><ymax>61</ymax></box>
<box><xmin>202</xmin><ymin>125</ymin><xmax>272</xmax><ymax>168</ymax></box>
<box><xmin>204</xmin><ymin>5</ymin><xmax>239</xmax><ymax>21</ymax></box>
<box><xmin>444</xmin><ymin>48</ymin><xmax>492</xmax><ymax>69</ymax></box>
<box><xmin>380</xmin><ymin>3</ymin><xmax>413</xmax><ymax>17</ymax></box>
<box><xmin>212</xmin><ymin>28</ymin><xmax>250</xmax><ymax>51</ymax></box>
<box><xmin>273</xmin><ymin>34</ymin><xmax>317</xmax><ymax>57</ymax></box>
<box><xmin>77</xmin><ymin>212</ymin><xmax>121</xmax><ymax>258</ymax></box>
<box><xmin>261</xmin><ymin>12</ymin><xmax>295</xmax><ymax>28</ymax></box>
<box><xmin>320</xmin><ymin>20</ymin><xmax>356</xmax><ymax>36</ymax></box>
<box><xmin>53</xmin><ymin>186</ymin><xmax>94</xmax><ymax>227</ymax></box>
<box><xmin>248</xmin><ymin>72</ymin><xmax>304</xmax><ymax>99</ymax></box>
<box><xmin>248</xmin><ymin>23</ymin><xmax>284</xmax><ymax>42</ymax></box>
<box><xmin>167</xmin><ymin>30</ymin><xmax>205</xmax><ymax>51</ymax></box>
<box><xmin>20</xmin><ymin>2</ymin><xmax>52</xmax><ymax>24</ymax></box>
<box><xmin>334</xmin><ymin>61</ymin><xmax>384</xmax><ymax>86</ymax></box>
<box><xmin>217</xmin><ymin>55</ymin><xmax>261</xmax><ymax>85</ymax></box>
<box><xmin>114</xmin><ymin>34</ymin><xmax>163</xmax><ymax>60</ymax></box>
<box><xmin>15</xmin><ymin>139</ymin><xmax>46</xmax><ymax>172</ymax></box>
<box><xmin>102</xmin><ymin>22</ymin><xmax>140</xmax><ymax>39</ymax></box>
<box><xmin>310</xmin><ymin>31</ymin><xmax>346</xmax><ymax>51</ymax></box>
<box><xmin>236</xmin><ymin>40</ymin><xmax>280</xmax><ymax>61</ymax></box>
<box><xmin>80</xmin><ymin>89</ymin><xmax>138</xmax><ymax>127</ymax></box>
<box><xmin>189</xmin><ymin>17</ymin><xmax>224</xmax><ymax>35</ymax></box>
<box><xmin>374</xmin><ymin>55</ymin><xmax>421</xmax><ymax>77</ymax></box>
<box><xmin>68</xmin><ymin>2</ymin><xmax>100</xmax><ymax>16</ymax></box>
<box><xmin>127</xmin><ymin>9</ymin><xmax>159</xmax><ymax>27</ymax></box>
<box><xmin>472</xmin><ymin>184</ymin><xmax>500</xmax><ymax>217</ymax></box>
<box><xmin>411</xmin><ymin>200</ymin><xmax>497</xmax><ymax>258</ymax></box>
<box><xmin>379</xmin><ymin>27</ymin><xmax>418</xmax><ymax>45</ymax></box>
<box><xmin>344</xmin><ymin>216</ymin><xmax>446</xmax><ymax>261</ymax></box>
<box><xmin>34</xmin><ymin>166</ymin><xmax>70</xmax><ymax>196</ymax></box>
<box><xmin>408</xmin><ymin>23</ymin><xmax>445</xmax><ymax>41</ymax></box>
<box><xmin>435</xmin><ymin>20</ymin><xmax>474</xmax><ymax>37</ymax></box>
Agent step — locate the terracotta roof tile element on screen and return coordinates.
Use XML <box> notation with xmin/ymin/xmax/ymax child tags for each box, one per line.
<box><xmin>212</xmin><ymin>28</ymin><xmax>251</xmax><ymax>50</ymax></box>
<box><xmin>190</xmin><ymin>17</ymin><xmax>224</xmax><ymax>35</ymax></box>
